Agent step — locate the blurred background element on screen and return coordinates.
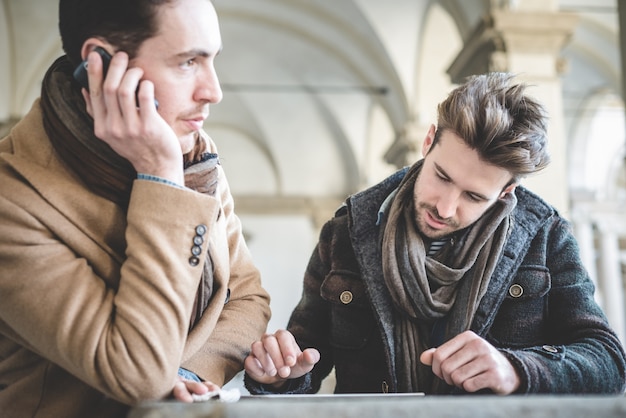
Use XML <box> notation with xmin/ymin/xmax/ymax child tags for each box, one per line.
<box><xmin>1</xmin><ymin>0</ymin><xmax>625</xmax><ymax>384</ymax></box>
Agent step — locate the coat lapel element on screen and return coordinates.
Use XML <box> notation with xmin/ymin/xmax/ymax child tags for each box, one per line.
<box><xmin>2</xmin><ymin>102</ymin><xmax>127</xmax><ymax>267</ymax></box>
<box><xmin>346</xmin><ymin>167</ymin><xmax>409</xmax><ymax>391</ymax></box>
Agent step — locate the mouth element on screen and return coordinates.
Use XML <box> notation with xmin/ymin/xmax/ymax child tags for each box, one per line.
<box><xmin>183</xmin><ymin>114</ymin><xmax>208</xmax><ymax>131</ymax></box>
<box><xmin>424</xmin><ymin>209</ymin><xmax>449</xmax><ymax>230</ymax></box>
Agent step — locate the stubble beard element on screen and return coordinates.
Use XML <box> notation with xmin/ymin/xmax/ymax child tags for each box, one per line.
<box><xmin>414</xmin><ymin>201</ymin><xmax>460</xmax><ymax>240</ymax></box>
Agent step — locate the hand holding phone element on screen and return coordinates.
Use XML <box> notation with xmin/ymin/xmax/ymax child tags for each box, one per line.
<box><xmin>73</xmin><ymin>46</ymin><xmax>158</xmax><ymax>109</ymax></box>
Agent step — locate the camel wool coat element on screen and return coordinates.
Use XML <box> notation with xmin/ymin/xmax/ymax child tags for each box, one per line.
<box><xmin>0</xmin><ymin>100</ymin><xmax>270</xmax><ymax>417</ymax></box>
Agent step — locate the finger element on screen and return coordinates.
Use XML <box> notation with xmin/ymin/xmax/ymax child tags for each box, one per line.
<box><xmin>293</xmin><ymin>348</ymin><xmax>320</xmax><ymax>375</ymax></box>
<box><xmin>172</xmin><ymin>380</ymin><xmax>193</xmax><ymax>403</ymax></box>
<box><xmin>244</xmin><ymin>353</ymin><xmax>270</xmax><ymax>378</ymax></box>
<box><xmin>81</xmin><ymin>89</ymin><xmax>94</xmax><ymax>118</ymax></box>
<box><xmin>250</xmin><ymin>338</ymin><xmax>279</xmax><ymax>377</ymax></box>
<box><xmin>260</xmin><ymin>334</ymin><xmax>292</xmax><ymax>378</ymax></box>
<box><xmin>86</xmin><ymin>50</ymin><xmax>106</xmax><ymax>120</ymax></box>
<box><xmin>117</xmin><ymin>67</ymin><xmax>144</xmax><ymax>118</ymax></box>
<box><xmin>183</xmin><ymin>380</ymin><xmax>210</xmax><ymax>395</ymax></box>
<box><xmin>458</xmin><ymin>367</ymin><xmax>492</xmax><ymax>393</ymax></box>
<box><xmin>202</xmin><ymin>380</ymin><xmax>221</xmax><ymax>393</ymax></box>
<box><xmin>447</xmin><ymin>354</ymin><xmax>488</xmax><ymax>388</ymax></box>
<box><xmin>301</xmin><ymin>348</ymin><xmax>321</xmax><ymax>367</ymax></box>
<box><xmin>420</xmin><ymin>348</ymin><xmax>435</xmax><ymax>366</ymax></box>
<box><xmin>274</xmin><ymin>329</ymin><xmax>301</xmax><ymax>367</ymax></box>
<box><xmin>99</xmin><ymin>52</ymin><xmax>133</xmax><ymax>125</ymax></box>
<box><xmin>428</xmin><ymin>332</ymin><xmax>477</xmax><ymax>379</ymax></box>
<box><xmin>460</xmin><ymin>348</ymin><xmax>519</xmax><ymax>394</ymax></box>
<box><xmin>137</xmin><ymin>79</ymin><xmax>159</xmax><ymax>115</ymax></box>
<box><xmin>432</xmin><ymin>331</ymin><xmax>475</xmax><ymax>360</ymax></box>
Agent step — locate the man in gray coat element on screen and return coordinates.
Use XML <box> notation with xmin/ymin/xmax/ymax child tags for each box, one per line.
<box><xmin>243</xmin><ymin>72</ymin><xmax>626</xmax><ymax>395</ymax></box>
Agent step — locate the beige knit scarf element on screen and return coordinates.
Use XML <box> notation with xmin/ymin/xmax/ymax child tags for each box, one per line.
<box><xmin>40</xmin><ymin>55</ymin><xmax>218</xmax><ymax>331</ymax></box>
<box><xmin>381</xmin><ymin>160</ymin><xmax>516</xmax><ymax>393</ymax></box>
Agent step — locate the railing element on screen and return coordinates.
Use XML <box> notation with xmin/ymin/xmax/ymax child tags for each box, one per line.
<box><xmin>128</xmin><ymin>393</ymin><xmax>626</xmax><ymax>418</ymax></box>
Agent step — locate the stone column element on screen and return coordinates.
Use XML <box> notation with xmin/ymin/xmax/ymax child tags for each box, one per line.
<box><xmin>446</xmin><ymin>6</ymin><xmax>578</xmax><ymax>216</ymax></box>
<box><xmin>618</xmin><ymin>1</ymin><xmax>626</xmax><ymax>103</ymax></box>
<box><xmin>594</xmin><ymin>215</ymin><xmax>626</xmax><ymax>344</ymax></box>
<box><xmin>571</xmin><ymin>205</ymin><xmax>599</xmax><ymax>294</ymax></box>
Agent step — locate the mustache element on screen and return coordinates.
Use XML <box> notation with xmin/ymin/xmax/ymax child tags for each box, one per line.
<box><xmin>180</xmin><ymin>105</ymin><xmax>210</xmax><ymax>119</ymax></box>
<box><xmin>419</xmin><ymin>202</ymin><xmax>459</xmax><ymax>228</ymax></box>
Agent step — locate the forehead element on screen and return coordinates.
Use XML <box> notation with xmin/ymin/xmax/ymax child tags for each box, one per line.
<box><xmin>151</xmin><ymin>0</ymin><xmax>221</xmax><ymax>53</ymax></box>
<box><xmin>427</xmin><ymin>131</ymin><xmax>513</xmax><ymax>197</ymax></box>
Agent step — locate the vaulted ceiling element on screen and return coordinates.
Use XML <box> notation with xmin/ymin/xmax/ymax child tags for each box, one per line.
<box><xmin>0</xmin><ymin>0</ymin><xmax>622</xmax><ymax>202</ymax></box>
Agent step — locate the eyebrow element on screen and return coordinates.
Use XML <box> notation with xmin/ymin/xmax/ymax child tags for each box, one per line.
<box><xmin>176</xmin><ymin>45</ymin><xmax>223</xmax><ymax>59</ymax></box>
<box><xmin>434</xmin><ymin>162</ymin><xmax>490</xmax><ymax>201</ymax></box>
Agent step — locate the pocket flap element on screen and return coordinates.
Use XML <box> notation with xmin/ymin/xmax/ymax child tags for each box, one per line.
<box><xmin>506</xmin><ymin>266</ymin><xmax>551</xmax><ymax>300</ymax></box>
<box><xmin>321</xmin><ymin>270</ymin><xmax>368</xmax><ymax>307</ymax></box>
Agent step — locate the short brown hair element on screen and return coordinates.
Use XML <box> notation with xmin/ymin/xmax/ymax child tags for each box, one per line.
<box><xmin>58</xmin><ymin>0</ymin><xmax>176</xmax><ymax>68</ymax></box>
<box><xmin>433</xmin><ymin>72</ymin><xmax>550</xmax><ymax>182</ymax></box>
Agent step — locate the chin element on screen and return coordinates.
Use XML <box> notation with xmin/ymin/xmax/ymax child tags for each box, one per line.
<box><xmin>418</xmin><ymin>221</ymin><xmax>452</xmax><ymax>240</ymax></box>
<box><xmin>179</xmin><ymin>133</ymin><xmax>198</xmax><ymax>154</ymax></box>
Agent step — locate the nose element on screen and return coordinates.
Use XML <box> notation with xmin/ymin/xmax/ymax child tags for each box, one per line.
<box><xmin>196</xmin><ymin>65</ymin><xmax>223</xmax><ymax>104</ymax></box>
<box><xmin>435</xmin><ymin>193</ymin><xmax>458</xmax><ymax>220</ymax></box>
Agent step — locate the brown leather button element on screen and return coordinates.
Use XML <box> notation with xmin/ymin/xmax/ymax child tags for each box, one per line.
<box><xmin>340</xmin><ymin>291</ymin><xmax>353</xmax><ymax>304</ymax></box>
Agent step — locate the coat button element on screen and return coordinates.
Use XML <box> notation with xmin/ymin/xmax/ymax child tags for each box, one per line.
<box><xmin>189</xmin><ymin>256</ymin><xmax>200</xmax><ymax>267</ymax></box>
<box><xmin>381</xmin><ymin>381</ymin><xmax>389</xmax><ymax>393</ymax></box>
<box><xmin>340</xmin><ymin>291</ymin><xmax>353</xmax><ymax>304</ymax></box>
<box><xmin>191</xmin><ymin>245</ymin><xmax>203</xmax><ymax>256</ymax></box>
<box><xmin>509</xmin><ymin>284</ymin><xmax>524</xmax><ymax>298</ymax></box>
<box><xmin>193</xmin><ymin>235</ymin><xmax>204</xmax><ymax>246</ymax></box>
<box><xmin>195</xmin><ymin>224</ymin><xmax>207</xmax><ymax>236</ymax></box>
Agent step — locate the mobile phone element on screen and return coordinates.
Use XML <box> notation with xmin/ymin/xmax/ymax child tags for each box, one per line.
<box><xmin>73</xmin><ymin>46</ymin><xmax>158</xmax><ymax>109</ymax></box>
<box><xmin>73</xmin><ymin>46</ymin><xmax>111</xmax><ymax>91</ymax></box>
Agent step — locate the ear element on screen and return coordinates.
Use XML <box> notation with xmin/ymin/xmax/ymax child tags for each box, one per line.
<box><xmin>421</xmin><ymin>124</ymin><xmax>437</xmax><ymax>157</ymax></box>
<box><xmin>499</xmin><ymin>182</ymin><xmax>518</xmax><ymax>199</ymax></box>
<box><xmin>80</xmin><ymin>37</ymin><xmax>114</xmax><ymax>61</ymax></box>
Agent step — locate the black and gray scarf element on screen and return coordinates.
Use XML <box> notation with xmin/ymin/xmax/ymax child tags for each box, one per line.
<box><xmin>381</xmin><ymin>160</ymin><xmax>516</xmax><ymax>393</ymax></box>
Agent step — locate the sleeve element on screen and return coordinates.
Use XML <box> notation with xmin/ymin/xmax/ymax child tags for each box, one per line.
<box><xmin>0</xmin><ymin>180</ymin><xmax>220</xmax><ymax>404</ymax></box>
<box><xmin>502</xmin><ymin>217</ymin><xmax>626</xmax><ymax>394</ymax></box>
<box><xmin>246</xmin><ymin>218</ymin><xmax>339</xmax><ymax>395</ymax></box>
<box><xmin>179</xmin><ymin>162</ymin><xmax>271</xmax><ymax>386</ymax></box>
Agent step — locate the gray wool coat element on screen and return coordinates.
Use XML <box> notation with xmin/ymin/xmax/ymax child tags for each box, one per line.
<box><xmin>246</xmin><ymin>166</ymin><xmax>626</xmax><ymax>395</ymax></box>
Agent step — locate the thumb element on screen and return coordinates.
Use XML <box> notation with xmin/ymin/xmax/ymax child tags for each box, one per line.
<box><xmin>420</xmin><ymin>348</ymin><xmax>436</xmax><ymax>366</ymax></box>
<box><xmin>301</xmin><ymin>348</ymin><xmax>321</xmax><ymax>366</ymax></box>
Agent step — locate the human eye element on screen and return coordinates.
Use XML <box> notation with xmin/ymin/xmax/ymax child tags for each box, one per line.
<box><xmin>180</xmin><ymin>57</ymin><xmax>197</xmax><ymax>69</ymax></box>
<box><xmin>435</xmin><ymin>171</ymin><xmax>450</xmax><ymax>183</ymax></box>
<box><xmin>465</xmin><ymin>192</ymin><xmax>485</xmax><ymax>203</ymax></box>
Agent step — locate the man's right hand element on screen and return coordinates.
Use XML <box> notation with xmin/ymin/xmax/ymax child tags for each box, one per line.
<box><xmin>244</xmin><ymin>329</ymin><xmax>320</xmax><ymax>387</ymax></box>
<box><xmin>82</xmin><ymin>49</ymin><xmax>184</xmax><ymax>186</ymax></box>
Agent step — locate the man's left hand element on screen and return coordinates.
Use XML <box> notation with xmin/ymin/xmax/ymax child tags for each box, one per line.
<box><xmin>420</xmin><ymin>330</ymin><xmax>520</xmax><ymax>394</ymax></box>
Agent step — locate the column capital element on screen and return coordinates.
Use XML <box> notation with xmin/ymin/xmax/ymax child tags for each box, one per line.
<box><xmin>383</xmin><ymin>118</ymin><xmax>425</xmax><ymax>168</ymax></box>
<box><xmin>447</xmin><ymin>9</ymin><xmax>579</xmax><ymax>83</ymax></box>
